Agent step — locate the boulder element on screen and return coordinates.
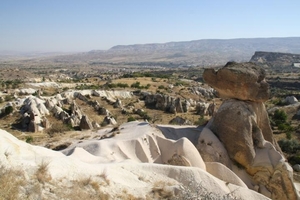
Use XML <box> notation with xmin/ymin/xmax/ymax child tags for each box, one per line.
<box><xmin>285</xmin><ymin>96</ymin><xmax>298</xmax><ymax>105</ymax></box>
<box><xmin>169</xmin><ymin>116</ymin><xmax>192</xmax><ymax>125</ymax></box>
<box><xmin>98</xmin><ymin>107</ymin><xmax>111</xmax><ymax>116</ymax></box>
<box><xmin>92</xmin><ymin>100</ymin><xmax>101</xmax><ymax>111</ymax></box>
<box><xmin>45</xmin><ymin>99</ymin><xmax>55</xmax><ymax>110</ymax></box>
<box><xmin>174</xmin><ymin>98</ymin><xmax>184</xmax><ymax>113</ymax></box>
<box><xmin>293</xmin><ymin>164</ymin><xmax>300</xmax><ymax>172</ymax></box>
<box><xmin>203</xmin><ymin>62</ymin><xmax>269</xmax><ymax>102</ymax></box>
<box><xmin>103</xmin><ymin>116</ymin><xmax>117</xmax><ymax>126</ymax></box>
<box><xmin>79</xmin><ymin>115</ymin><xmax>93</xmax><ymax>130</ymax></box>
<box><xmin>92</xmin><ymin>121</ymin><xmax>101</xmax><ymax>129</ymax></box>
<box><xmin>113</xmin><ymin>98</ymin><xmax>123</xmax><ymax>108</ymax></box>
<box><xmin>41</xmin><ymin>117</ymin><xmax>51</xmax><ymax>129</ymax></box>
<box><xmin>207</xmin><ymin>102</ymin><xmax>216</xmax><ymax>116</ymax></box>
<box><xmin>28</xmin><ymin>120</ymin><xmax>38</xmax><ymax>132</ymax></box>
<box><xmin>70</xmin><ymin>101</ymin><xmax>83</xmax><ymax>119</ymax></box>
<box><xmin>195</xmin><ymin>102</ymin><xmax>209</xmax><ymax>116</ymax></box>
<box><xmin>21</xmin><ymin>113</ymin><xmax>30</xmax><ymax>129</ymax></box>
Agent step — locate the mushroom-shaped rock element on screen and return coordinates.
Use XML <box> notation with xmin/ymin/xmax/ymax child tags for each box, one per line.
<box><xmin>202</xmin><ymin>62</ymin><xmax>298</xmax><ymax>199</ymax></box>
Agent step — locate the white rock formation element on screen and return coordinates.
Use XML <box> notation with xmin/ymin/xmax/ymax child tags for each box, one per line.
<box><xmin>285</xmin><ymin>96</ymin><xmax>298</xmax><ymax>105</ymax></box>
<box><xmin>14</xmin><ymin>88</ymin><xmax>37</xmax><ymax>95</ymax></box>
<box><xmin>0</xmin><ymin>122</ymin><xmax>269</xmax><ymax>199</ymax></box>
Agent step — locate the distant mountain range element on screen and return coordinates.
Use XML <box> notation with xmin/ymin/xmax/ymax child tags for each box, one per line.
<box><xmin>3</xmin><ymin>37</ymin><xmax>300</xmax><ymax>67</ymax></box>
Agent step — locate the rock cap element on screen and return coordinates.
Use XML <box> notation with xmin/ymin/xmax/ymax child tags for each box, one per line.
<box><xmin>203</xmin><ymin>62</ymin><xmax>269</xmax><ymax>102</ymax></box>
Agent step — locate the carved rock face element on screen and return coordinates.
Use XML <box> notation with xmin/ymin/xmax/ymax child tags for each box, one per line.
<box><xmin>203</xmin><ymin>62</ymin><xmax>270</xmax><ymax>102</ymax></box>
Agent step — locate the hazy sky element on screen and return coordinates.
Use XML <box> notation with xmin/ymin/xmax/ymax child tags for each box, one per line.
<box><xmin>1</xmin><ymin>0</ymin><xmax>299</xmax><ymax>52</ymax></box>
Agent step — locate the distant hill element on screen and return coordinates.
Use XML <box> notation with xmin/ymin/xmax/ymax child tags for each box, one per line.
<box><xmin>8</xmin><ymin>37</ymin><xmax>300</xmax><ymax>67</ymax></box>
<box><xmin>250</xmin><ymin>51</ymin><xmax>300</xmax><ymax>68</ymax></box>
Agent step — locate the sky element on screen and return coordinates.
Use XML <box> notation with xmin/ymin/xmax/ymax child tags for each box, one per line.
<box><xmin>0</xmin><ymin>0</ymin><xmax>300</xmax><ymax>52</ymax></box>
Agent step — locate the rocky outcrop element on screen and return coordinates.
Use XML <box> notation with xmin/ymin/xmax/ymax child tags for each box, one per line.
<box><xmin>285</xmin><ymin>96</ymin><xmax>298</xmax><ymax>105</ymax></box>
<box><xmin>197</xmin><ymin>128</ymin><xmax>231</xmax><ymax>168</ymax></box>
<box><xmin>188</xmin><ymin>86</ymin><xmax>216</xmax><ymax>98</ymax></box>
<box><xmin>169</xmin><ymin>116</ymin><xmax>192</xmax><ymax>125</ymax></box>
<box><xmin>203</xmin><ymin>62</ymin><xmax>269</xmax><ymax>102</ymax></box>
<box><xmin>14</xmin><ymin>88</ymin><xmax>37</xmax><ymax>95</ymax></box>
<box><xmin>113</xmin><ymin>98</ymin><xmax>123</xmax><ymax>108</ymax></box>
<box><xmin>102</xmin><ymin>116</ymin><xmax>117</xmax><ymax>126</ymax></box>
<box><xmin>210</xmin><ymin>99</ymin><xmax>281</xmax><ymax>167</ymax></box>
<box><xmin>144</xmin><ymin>94</ymin><xmax>189</xmax><ymax>114</ymax></box>
<box><xmin>79</xmin><ymin>115</ymin><xmax>93</xmax><ymax>130</ymax></box>
<box><xmin>41</xmin><ymin>117</ymin><xmax>51</xmax><ymax>129</ymax></box>
<box><xmin>18</xmin><ymin>96</ymin><xmax>50</xmax><ymax>132</ymax></box>
<box><xmin>199</xmin><ymin>62</ymin><xmax>298</xmax><ymax>200</ymax></box>
<box><xmin>28</xmin><ymin>120</ymin><xmax>39</xmax><ymax>132</ymax></box>
<box><xmin>98</xmin><ymin>107</ymin><xmax>111</xmax><ymax>116</ymax></box>
<box><xmin>0</xmin><ymin>122</ymin><xmax>271</xmax><ymax>199</ymax></box>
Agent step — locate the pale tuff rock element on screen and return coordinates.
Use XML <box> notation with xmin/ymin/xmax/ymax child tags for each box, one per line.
<box><xmin>197</xmin><ymin>127</ymin><xmax>231</xmax><ymax>168</ymax></box>
<box><xmin>188</xmin><ymin>86</ymin><xmax>216</xmax><ymax>98</ymax></box>
<box><xmin>18</xmin><ymin>96</ymin><xmax>49</xmax><ymax>132</ymax></box>
<box><xmin>0</xmin><ymin>125</ymin><xmax>268</xmax><ymax>199</ymax></box>
<box><xmin>92</xmin><ymin>121</ymin><xmax>101</xmax><ymax>129</ymax></box>
<box><xmin>205</xmin><ymin>162</ymin><xmax>247</xmax><ymax>188</ymax></box>
<box><xmin>70</xmin><ymin>100</ymin><xmax>83</xmax><ymax>119</ymax></box>
<box><xmin>14</xmin><ymin>88</ymin><xmax>37</xmax><ymax>95</ymax></box>
<box><xmin>13</xmin><ymin>90</ymin><xmax>130</xmax><ymax>131</ymax></box>
<box><xmin>144</xmin><ymin>94</ymin><xmax>189</xmax><ymax>114</ymax></box>
<box><xmin>203</xmin><ymin>62</ymin><xmax>270</xmax><ymax>102</ymax></box>
<box><xmin>285</xmin><ymin>96</ymin><xmax>298</xmax><ymax>105</ymax></box>
<box><xmin>41</xmin><ymin>117</ymin><xmax>51</xmax><ymax>129</ymax></box>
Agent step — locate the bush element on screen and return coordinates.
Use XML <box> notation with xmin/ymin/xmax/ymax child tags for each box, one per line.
<box><xmin>273</xmin><ymin>109</ymin><xmax>287</xmax><ymax>125</ymax></box>
<box><xmin>194</xmin><ymin>116</ymin><xmax>207</xmax><ymax>126</ymax></box>
<box><xmin>286</xmin><ymin>132</ymin><xmax>292</xmax><ymax>140</ymax></box>
<box><xmin>4</xmin><ymin>106</ymin><xmax>13</xmax><ymax>115</ymax></box>
<box><xmin>278</xmin><ymin>123</ymin><xmax>293</xmax><ymax>132</ymax></box>
<box><xmin>278</xmin><ymin>139</ymin><xmax>300</xmax><ymax>154</ymax></box>
<box><xmin>127</xmin><ymin>116</ymin><xmax>136</xmax><ymax>122</ymax></box>
<box><xmin>158</xmin><ymin>85</ymin><xmax>165</xmax><ymax>89</ymax></box>
<box><xmin>25</xmin><ymin>136</ymin><xmax>34</xmax><ymax>143</ymax></box>
<box><xmin>288</xmin><ymin>154</ymin><xmax>300</xmax><ymax>165</ymax></box>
